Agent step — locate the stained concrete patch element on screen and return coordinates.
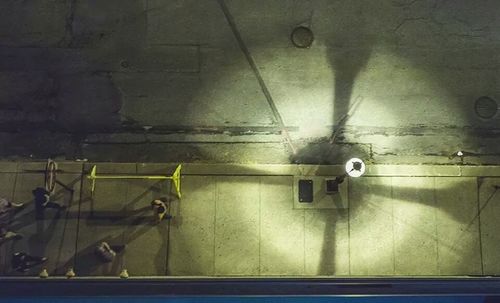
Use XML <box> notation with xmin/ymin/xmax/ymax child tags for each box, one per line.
<box><xmin>85</xmin><ymin>163</ymin><xmax>137</xmax><ymax>175</ymax></box>
<box><xmin>121</xmin><ymin>180</ymin><xmax>169</xmax><ymax>276</ymax></box>
<box><xmin>56</xmin><ymin>74</ymin><xmax>122</xmax><ymax>132</ymax></box>
<box><xmin>0</xmin><ymin>1</ymin><xmax>67</xmax><ymax>47</ymax></box>
<box><xmin>116</xmin><ymin>73</ymin><xmax>201</xmax><ymax>126</ymax></box>
<box><xmin>479</xmin><ymin>177</ymin><xmax>500</xmax><ymax>275</ymax></box>
<box><xmin>435</xmin><ymin>177</ymin><xmax>481</xmax><ymax>275</ymax></box>
<box><xmin>137</xmin><ymin>163</ymin><xmax>182</xmax><ymax>175</ymax></box>
<box><xmin>147</xmin><ymin>0</ymin><xmax>235</xmax><ymax>47</ymax></box>
<box><xmin>226</xmin><ymin>1</ymin><xmax>308</xmax><ymax>47</ymax></box>
<box><xmin>81</xmin><ymin>142</ymin><xmax>291</xmax><ymax>164</ymax></box>
<box><xmin>349</xmin><ymin>177</ymin><xmax>395</xmax><ymax>275</ymax></box>
<box><xmin>366</xmin><ymin>165</ymin><xmax>460</xmax><ymax>177</ymax></box>
<box><xmin>0</xmin><ymin>162</ymin><xmax>18</xmax><ymax>173</ymax></box>
<box><xmin>460</xmin><ymin>167</ymin><xmax>500</xmax><ymax>177</ymax></box>
<box><xmin>168</xmin><ymin>176</ymin><xmax>216</xmax><ymax>276</ymax></box>
<box><xmin>260</xmin><ymin>176</ymin><xmax>304</xmax><ymax>275</ymax></box>
<box><xmin>56</xmin><ymin>162</ymin><xmax>84</xmax><ymax>174</ymax></box>
<box><xmin>17</xmin><ymin>162</ymin><xmax>46</xmax><ymax>172</ymax></box>
<box><xmin>86</xmin><ymin>46</ymin><xmax>200</xmax><ymax>73</ymax></box>
<box><xmin>71</xmin><ymin>0</ymin><xmax>146</xmax><ymax>48</ymax></box>
<box><xmin>392</xmin><ymin>177</ymin><xmax>438</xmax><ymax>275</ymax></box>
<box><xmin>214</xmin><ymin>176</ymin><xmax>260</xmax><ymax>275</ymax></box>
<box><xmin>17</xmin><ymin>161</ymin><xmax>83</xmax><ymax>174</ymax></box>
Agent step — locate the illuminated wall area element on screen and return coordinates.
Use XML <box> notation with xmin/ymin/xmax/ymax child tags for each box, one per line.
<box><xmin>0</xmin><ymin>163</ymin><xmax>499</xmax><ymax>277</ymax></box>
<box><xmin>0</xmin><ymin>0</ymin><xmax>498</xmax><ymax>164</ymax></box>
<box><xmin>1</xmin><ymin>0</ymin><xmax>500</xmax><ymax>281</ymax></box>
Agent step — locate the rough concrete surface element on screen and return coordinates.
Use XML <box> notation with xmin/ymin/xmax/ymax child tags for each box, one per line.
<box><xmin>0</xmin><ymin>0</ymin><xmax>498</xmax><ymax>164</ymax></box>
<box><xmin>1</xmin><ymin>0</ymin><xmax>500</xmax><ymax>280</ymax></box>
<box><xmin>0</xmin><ymin>162</ymin><xmax>499</xmax><ymax>277</ymax></box>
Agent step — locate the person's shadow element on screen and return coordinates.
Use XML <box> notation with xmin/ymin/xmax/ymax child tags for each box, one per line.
<box><xmin>55</xmin><ymin>205</ymin><xmax>157</xmax><ymax>276</ymax></box>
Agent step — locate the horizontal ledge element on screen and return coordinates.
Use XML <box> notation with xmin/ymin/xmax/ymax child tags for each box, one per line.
<box><xmin>1</xmin><ymin>162</ymin><xmax>500</xmax><ymax>177</ymax></box>
<box><xmin>180</xmin><ymin>164</ymin><xmax>500</xmax><ymax>177</ymax></box>
<box><xmin>1</xmin><ymin>277</ymin><xmax>500</xmax><ymax>296</ymax></box>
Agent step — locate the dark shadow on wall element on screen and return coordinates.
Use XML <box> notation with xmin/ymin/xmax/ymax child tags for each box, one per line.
<box><xmin>0</xmin><ymin>0</ymin><xmax>499</xmax><ymax>163</ymax></box>
<box><xmin>0</xmin><ymin>53</ymin><xmax>124</xmax><ymax>159</ymax></box>
<box><xmin>56</xmin><ymin>72</ymin><xmax>122</xmax><ymax>133</ymax></box>
<box><xmin>55</xmin><ymin>201</ymin><xmax>162</xmax><ymax>276</ymax></box>
<box><xmin>290</xmin><ymin>1</ymin><xmax>500</xmax><ymax>165</ymax></box>
<box><xmin>0</xmin><ymin>0</ymin><xmax>153</xmax><ymax>160</ymax></box>
<box><xmin>329</xmin><ymin>39</ymin><xmax>373</xmax><ymax>127</ymax></box>
<box><xmin>290</xmin><ymin>1</ymin><xmax>374</xmax><ymax>165</ymax></box>
<box><xmin>317</xmin><ymin>207</ymin><xmax>349</xmax><ymax>275</ymax></box>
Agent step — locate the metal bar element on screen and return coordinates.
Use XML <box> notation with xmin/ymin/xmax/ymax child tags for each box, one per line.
<box><xmin>89</xmin><ymin>176</ymin><xmax>173</xmax><ymax>180</ymax></box>
<box><xmin>87</xmin><ymin>164</ymin><xmax>182</xmax><ymax>198</ymax></box>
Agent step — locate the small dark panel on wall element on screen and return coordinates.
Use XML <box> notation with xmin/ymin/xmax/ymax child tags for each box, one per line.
<box><xmin>325</xmin><ymin>179</ymin><xmax>339</xmax><ymax>194</ymax></box>
<box><xmin>298</xmin><ymin>179</ymin><xmax>313</xmax><ymax>203</ymax></box>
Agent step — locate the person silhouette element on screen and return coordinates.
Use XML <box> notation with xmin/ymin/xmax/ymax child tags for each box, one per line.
<box><xmin>32</xmin><ymin>187</ymin><xmax>66</xmax><ymax>219</ymax></box>
<box><xmin>151</xmin><ymin>197</ymin><xmax>172</xmax><ymax>223</ymax></box>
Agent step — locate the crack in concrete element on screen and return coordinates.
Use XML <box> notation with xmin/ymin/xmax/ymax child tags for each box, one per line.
<box><xmin>339</xmin><ymin>125</ymin><xmax>500</xmax><ymax>139</ymax></box>
<box><xmin>392</xmin><ymin>0</ymin><xmax>492</xmax><ymax>43</ymax></box>
<box><xmin>392</xmin><ymin>0</ymin><xmax>428</xmax><ymax>8</ymax></box>
<box><xmin>393</xmin><ymin>17</ymin><xmax>428</xmax><ymax>33</ymax></box>
<box><xmin>59</xmin><ymin>0</ymin><xmax>77</xmax><ymax>48</ymax></box>
<box><xmin>217</xmin><ymin>0</ymin><xmax>297</xmax><ymax>155</ymax></box>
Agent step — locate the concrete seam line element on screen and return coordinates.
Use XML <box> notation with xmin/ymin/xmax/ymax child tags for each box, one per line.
<box><xmin>216</xmin><ymin>0</ymin><xmax>297</xmax><ymax>154</ymax></box>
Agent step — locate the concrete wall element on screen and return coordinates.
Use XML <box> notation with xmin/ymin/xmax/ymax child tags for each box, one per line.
<box><xmin>1</xmin><ymin>162</ymin><xmax>499</xmax><ymax>277</ymax></box>
<box><xmin>0</xmin><ymin>0</ymin><xmax>499</xmax><ymax>164</ymax></box>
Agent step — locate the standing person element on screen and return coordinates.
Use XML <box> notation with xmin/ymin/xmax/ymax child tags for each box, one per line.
<box><xmin>151</xmin><ymin>197</ymin><xmax>172</xmax><ymax>223</ymax></box>
<box><xmin>0</xmin><ymin>197</ymin><xmax>24</xmax><ymax>242</ymax></box>
<box><xmin>32</xmin><ymin>187</ymin><xmax>65</xmax><ymax>219</ymax></box>
<box><xmin>11</xmin><ymin>252</ymin><xmax>47</xmax><ymax>272</ymax></box>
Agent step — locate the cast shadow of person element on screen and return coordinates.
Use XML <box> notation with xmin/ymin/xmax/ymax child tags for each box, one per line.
<box><xmin>51</xmin><ymin>180</ymin><xmax>174</xmax><ymax>276</ymax></box>
<box><xmin>56</xmin><ymin>205</ymin><xmax>167</xmax><ymax>276</ymax></box>
<box><xmin>2</xmin><ymin>209</ymin><xmax>61</xmax><ymax>275</ymax></box>
<box><xmin>3</xmin><ymin>178</ymin><xmax>80</xmax><ymax>275</ymax></box>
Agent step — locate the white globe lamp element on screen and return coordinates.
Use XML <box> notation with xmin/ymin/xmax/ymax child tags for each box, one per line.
<box><xmin>345</xmin><ymin>158</ymin><xmax>365</xmax><ymax>178</ymax></box>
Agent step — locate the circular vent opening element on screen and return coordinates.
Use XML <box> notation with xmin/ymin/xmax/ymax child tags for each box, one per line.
<box><xmin>120</xmin><ymin>60</ymin><xmax>130</xmax><ymax>68</ymax></box>
<box><xmin>291</xmin><ymin>26</ymin><xmax>314</xmax><ymax>48</ymax></box>
<box><xmin>475</xmin><ymin>96</ymin><xmax>498</xmax><ymax>119</ymax></box>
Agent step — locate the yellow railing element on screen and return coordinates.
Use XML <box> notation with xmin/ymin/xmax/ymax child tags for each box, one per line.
<box><xmin>87</xmin><ymin>164</ymin><xmax>182</xmax><ymax>199</ymax></box>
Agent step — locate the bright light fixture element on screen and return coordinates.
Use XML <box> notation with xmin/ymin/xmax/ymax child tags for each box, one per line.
<box><xmin>345</xmin><ymin>158</ymin><xmax>365</xmax><ymax>177</ymax></box>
